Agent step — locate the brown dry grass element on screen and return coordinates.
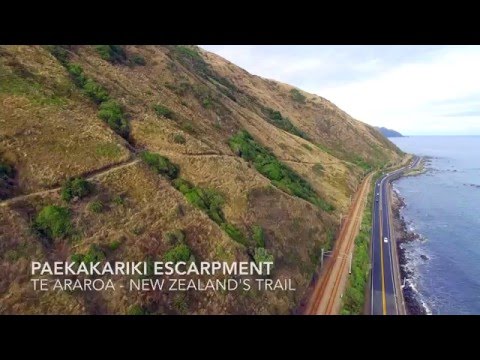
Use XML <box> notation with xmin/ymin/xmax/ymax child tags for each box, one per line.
<box><xmin>0</xmin><ymin>46</ymin><xmax>131</xmax><ymax>194</ymax></box>
<box><xmin>0</xmin><ymin>45</ymin><xmax>404</xmax><ymax>314</ymax></box>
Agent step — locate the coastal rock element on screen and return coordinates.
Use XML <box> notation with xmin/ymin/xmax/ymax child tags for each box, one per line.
<box><xmin>403</xmin><ymin>284</ymin><xmax>427</xmax><ymax>315</ymax></box>
<box><xmin>392</xmin><ymin>190</ymin><xmax>428</xmax><ymax>315</ymax></box>
<box><xmin>420</xmin><ymin>254</ymin><xmax>429</xmax><ymax>261</ymax></box>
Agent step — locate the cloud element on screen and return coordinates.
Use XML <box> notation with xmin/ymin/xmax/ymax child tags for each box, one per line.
<box><xmin>443</xmin><ymin>110</ymin><xmax>480</xmax><ymax>117</ymax></box>
<box><xmin>200</xmin><ymin>45</ymin><xmax>480</xmax><ymax>135</ymax></box>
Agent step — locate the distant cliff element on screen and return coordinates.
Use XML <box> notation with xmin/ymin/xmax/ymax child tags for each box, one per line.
<box><xmin>375</xmin><ymin>127</ymin><xmax>404</xmax><ymax>137</ymax></box>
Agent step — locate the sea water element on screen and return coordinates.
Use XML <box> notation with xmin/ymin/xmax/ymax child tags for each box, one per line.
<box><xmin>390</xmin><ymin>136</ymin><xmax>480</xmax><ymax>314</ymax></box>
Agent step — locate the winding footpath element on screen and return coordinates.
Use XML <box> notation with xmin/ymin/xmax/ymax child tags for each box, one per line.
<box><xmin>0</xmin><ymin>159</ymin><xmax>140</xmax><ymax>208</ymax></box>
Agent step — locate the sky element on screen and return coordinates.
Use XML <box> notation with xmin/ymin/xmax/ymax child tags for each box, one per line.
<box><xmin>200</xmin><ymin>45</ymin><xmax>480</xmax><ymax>136</ymax></box>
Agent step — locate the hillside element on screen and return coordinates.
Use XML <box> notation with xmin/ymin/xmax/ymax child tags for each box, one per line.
<box><xmin>375</xmin><ymin>126</ymin><xmax>404</xmax><ymax>137</ymax></box>
<box><xmin>0</xmin><ymin>45</ymin><xmax>403</xmax><ymax>314</ymax></box>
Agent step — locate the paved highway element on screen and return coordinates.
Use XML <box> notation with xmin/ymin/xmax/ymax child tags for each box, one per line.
<box><xmin>370</xmin><ymin>156</ymin><xmax>420</xmax><ymax>315</ymax></box>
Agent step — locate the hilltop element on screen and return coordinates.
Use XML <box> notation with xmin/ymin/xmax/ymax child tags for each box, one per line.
<box><xmin>376</xmin><ymin>126</ymin><xmax>404</xmax><ymax>137</ymax></box>
<box><xmin>0</xmin><ymin>45</ymin><xmax>403</xmax><ymax>314</ymax></box>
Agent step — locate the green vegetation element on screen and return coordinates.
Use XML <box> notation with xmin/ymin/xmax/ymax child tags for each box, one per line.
<box><xmin>202</xmin><ymin>98</ymin><xmax>212</xmax><ymax>108</ymax></box>
<box><xmin>108</xmin><ymin>240</ymin><xmax>121</xmax><ymax>251</ymax></box>
<box><xmin>66</xmin><ymin>63</ymin><xmax>87</xmax><ymax>87</ymax></box>
<box><xmin>175</xmin><ymin>46</ymin><xmax>203</xmax><ymax>61</ymax></box>
<box><xmin>251</xmin><ymin>225</ymin><xmax>265</xmax><ymax>248</ymax></box>
<box><xmin>229</xmin><ymin>130</ymin><xmax>334</xmax><ymax>212</ymax></box>
<box><xmin>71</xmin><ymin>244</ymin><xmax>106</xmax><ymax>264</ymax></box>
<box><xmin>172</xmin><ymin>46</ymin><xmax>237</xmax><ymax>100</ymax></box>
<box><xmin>254</xmin><ymin>247</ymin><xmax>274</xmax><ymax>272</ymax></box>
<box><xmin>131</xmin><ymin>54</ymin><xmax>146</xmax><ymax>66</ymax></box>
<box><xmin>172</xmin><ymin>178</ymin><xmax>248</xmax><ymax>245</ymax></box>
<box><xmin>181</xmin><ymin>122</ymin><xmax>196</xmax><ymax>134</ymax></box>
<box><xmin>163</xmin><ymin>243</ymin><xmax>191</xmax><ymax>263</ymax></box>
<box><xmin>46</xmin><ymin>45</ymin><xmax>70</xmax><ymax>65</ymax></box>
<box><xmin>173</xmin><ymin>134</ymin><xmax>186</xmax><ymax>144</ymax></box>
<box><xmin>153</xmin><ymin>104</ymin><xmax>174</xmax><ymax>119</ymax></box>
<box><xmin>83</xmin><ymin>78</ymin><xmax>109</xmax><ymax>104</ymax></box>
<box><xmin>88</xmin><ymin>200</ymin><xmax>104</xmax><ymax>213</ymax></box>
<box><xmin>127</xmin><ymin>304</ymin><xmax>148</xmax><ymax>315</ymax></box>
<box><xmin>221</xmin><ymin>223</ymin><xmax>247</xmax><ymax>245</ymax></box>
<box><xmin>352</xmin><ymin>156</ymin><xmax>373</xmax><ymax>172</ymax></box>
<box><xmin>316</xmin><ymin>143</ymin><xmax>334</xmax><ymax>156</ymax></box>
<box><xmin>61</xmin><ymin>177</ymin><xmax>93</xmax><ymax>202</ymax></box>
<box><xmin>264</xmin><ymin>107</ymin><xmax>307</xmax><ymax>139</ymax></box>
<box><xmin>341</xmin><ymin>175</ymin><xmax>378</xmax><ymax>314</ymax></box>
<box><xmin>140</xmin><ymin>151</ymin><xmax>179</xmax><ymax>180</ymax></box>
<box><xmin>95</xmin><ymin>45</ymin><xmax>127</xmax><ymax>64</ymax></box>
<box><xmin>167</xmin><ymin>81</ymin><xmax>190</xmax><ymax>96</ymax></box>
<box><xmin>34</xmin><ymin>205</ymin><xmax>73</xmax><ymax>240</ymax></box>
<box><xmin>112</xmin><ymin>195</ymin><xmax>125</xmax><ymax>206</ymax></box>
<box><xmin>172</xmin><ymin>178</ymin><xmax>224</xmax><ymax>224</ymax></box>
<box><xmin>290</xmin><ymin>88</ymin><xmax>306</xmax><ymax>103</ymax></box>
<box><xmin>66</xmin><ymin>63</ymin><xmax>109</xmax><ymax>103</ymax></box>
<box><xmin>98</xmin><ymin>100</ymin><xmax>129</xmax><ymax>137</ymax></box>
<box><xmin>49</xmin><ymin>55</ymin><xmax>131</xmax><ymax>138</ymax></box>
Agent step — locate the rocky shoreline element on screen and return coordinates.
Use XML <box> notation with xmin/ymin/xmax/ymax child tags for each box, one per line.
<box><xmin>391</xmin><ymin>190</ymin><xmax>427</xmax><ymax>315</ymax></box>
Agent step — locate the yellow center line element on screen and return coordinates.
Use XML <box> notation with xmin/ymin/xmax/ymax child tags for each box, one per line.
<box><xmin>379</xmin><ymin>195</ymin><xmax>387</xmax><ymax>315</ymax></box>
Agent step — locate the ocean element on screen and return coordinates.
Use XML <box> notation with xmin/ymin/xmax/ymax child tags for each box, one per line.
<box><xmin>390</xmin><ymin>136</ymin><xmax>480</xmax><ymax>315</ymax></box>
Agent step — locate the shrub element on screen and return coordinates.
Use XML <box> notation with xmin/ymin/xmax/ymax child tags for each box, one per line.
<box><xmin>221</xmin><ymin>223</ymin><xmax>247</xmax><ymax>245</ymax></box>
<box><xmin>140</xmin><ymin>151</ymin><xmax>179</xmax><ymax>180</ymax></box>
<box><xmin>82</xmin><ymin>244</ymin><xmax>106</xmax><ymax>263</ymax></box>
<box><xmin>254</xmin><ymin>247</ymin><xmax>274</xmax><ymax>272</ymax></box>
<box><xmin>128</xmin><ymin>304</ymin><xmax>148</xmax><ymax>315</ymax></box>
<box><xmin>67</xmin><ymin>63</ymin><xmax>87</xmax><ymax>87</ymax></box>
<box><xmin>109</xmin><ymin>240</ymin><xmax>121</xmax><ymax>251</ymax></box>
<box><xmin>172</xmin><ymin>178</ymin><xmax>224</xmax><ymax>224</ymax></box>
<box><xmin>173</xmin><ymin>134</ymin><xmax>186</xmax><ymax>144</ymax></box>
<box><xmin>61</xmin><ymin>177</ymin><xmax>93</xmax><ymax>202</ymax></box>
<box><xmin>202</xmin><ymin>98</ymin><xmax>212</xmax><ymax>108</ymax></box>
<box><xmin>88</xmin><ymin>200</ymin><xmax>103</xmax><ymax>213</ymax></box>
<box><xmin>95</xmin><ymin>45</ymin><xmax>127</xmax><ymax>64</ymax></box>
<box><xmin>182</xmin><ymin>122</ymin><xmax>195</xmax><ymax>133</ymax></box>
<box><xmin>252</xmin><ymin>225</ymin><xmax>265</xmax><ymax>247</ymax></box>
<box><xmin>153</xmin><ymin>104</ymin><xmax>174</xmax><ymax>119</ymax></box>
<box><xmin>0</xmin><ymin>162</ymin><xmax>13</xmax><ymax>180</ymax></box>
<box><xmin>71</xmin><ymin>253</ymin><xmax>84</xmax><ymax>264</ymax></box>
<box><xmin>112</xmin><ymin>195</ymin><xmax>125</xmax><ymax>206</ymax></box>
<box><xmin>264</xmin><ymin>107</ymin><xmax>306</xmax><ymax>139</ymax></box>
<box><xmin>353</xmin><ymin>156</ymin><xmax>373</xmax><ymax>172</ymax></box>
<box><xmin>83</xmin><ymin>78</ymin><xmax>109</xmax><ymax>104</ymax></box>
<box><xmin>46</xmin><ymin>45</ymin><xmax>70</xmax><ymax>65</ymax></box>
<box><xmin>34</xmin><ymin>205</ymin><xmax>73</xmax><ymax>239</ymax></box>
<box><xmin>229</xmin><ymin>130</ymin><xmax>334</xmax><ymax>212</ymax></box>
<box><xmin>175</xmin><ymin>46</ymin><xmax>202</xmax><ymax>61</ymax></box>
<box><xmin>290</xmin><ymin>88</ymin><xmax>306</xmax><ymax>103</ymax></box>
<box><xmin>131</xmin><ymin>54</ymin><xmax>146</xmax><ymax>66</ymax></box>
<box><xmin>163</xmin><ymin>243</ymin><xmax>191</xmax><ymax>263</ymax></box>
<box><xmin>171</xmin><ymin>178</ymin><xmax>248</xmax><ymax>244</ymax></box>
<box><xmin>98</xmin><ymin>100</ymin><xmax>129</xmax><ymax>137</ymax></box>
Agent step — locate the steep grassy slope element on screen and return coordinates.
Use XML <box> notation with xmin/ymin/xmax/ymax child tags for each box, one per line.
<box><xmin>0</xmin><ymin>45</ymin><xmax>403</xmax><ymax>314</ymax></box>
